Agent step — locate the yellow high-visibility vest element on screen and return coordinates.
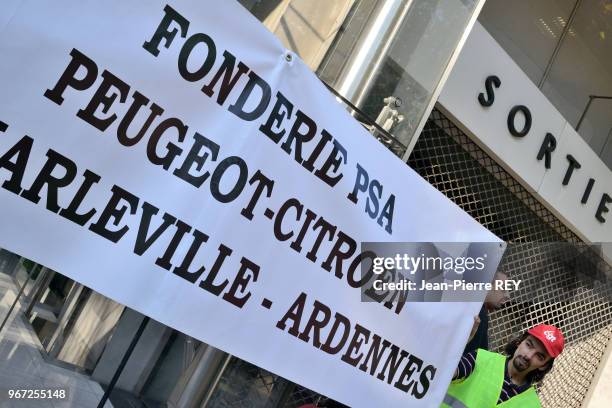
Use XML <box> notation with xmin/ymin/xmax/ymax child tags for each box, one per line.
<box><xmin>441</xmin><ymin>349</ymin><xmax>541</xmax><ymax>408</ymax></box>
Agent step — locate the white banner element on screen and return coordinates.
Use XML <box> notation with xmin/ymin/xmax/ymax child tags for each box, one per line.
<box><xmin>0</xmin><ymin>1</ymin><xmax>502</xmax><ymax>406</ymax></box>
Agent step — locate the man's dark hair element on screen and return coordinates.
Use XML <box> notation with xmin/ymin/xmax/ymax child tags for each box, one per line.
<box><xmin>503</xmin><ymin>332</ymin><xmax>554</xmax><ymax>383</ymax></box>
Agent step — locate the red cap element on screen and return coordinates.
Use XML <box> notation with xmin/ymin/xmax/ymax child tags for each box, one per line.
<box><xmin>528</xmin><ymin>324</ymin><xmax>564</xmax><ymax>358</ymax></box>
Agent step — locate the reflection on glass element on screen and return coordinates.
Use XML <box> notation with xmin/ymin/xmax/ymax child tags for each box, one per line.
<box><xmin>319</xmin><ymin>0</ymin><xmax>484</xmax><ymax>155</ymax></box>
<box><xmin>479</xmin><ymin>0</ymin><xmax>576</xmax><ymax>85</ymax></box>
<box><xmin>542</xmin><ymin>0</ymin><xmax>612</xmax><ymax>167</ymax></box>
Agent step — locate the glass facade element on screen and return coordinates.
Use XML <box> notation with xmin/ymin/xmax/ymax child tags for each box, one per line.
<box><xmin>317</xmin><ymin>0</ymin><xmax>486</xmax><ymax>156</ymax></box>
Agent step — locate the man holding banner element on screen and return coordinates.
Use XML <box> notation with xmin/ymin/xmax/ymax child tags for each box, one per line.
<box><xmin>443</xmin><ymin>324</ymin><xmax>564</xmax><ymax>407</ymax></box>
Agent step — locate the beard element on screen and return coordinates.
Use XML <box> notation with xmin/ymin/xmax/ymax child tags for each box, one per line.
<box><xmin>512</xmin><ymin>356</ymin><xmax>528</xmax><ymax>372</ymax></box>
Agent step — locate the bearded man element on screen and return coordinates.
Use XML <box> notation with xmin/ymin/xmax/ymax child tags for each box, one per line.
<box><xmin>443</xmin><ymin>324</ymin><xmax>564</xmax><ymax>407</ymax></box>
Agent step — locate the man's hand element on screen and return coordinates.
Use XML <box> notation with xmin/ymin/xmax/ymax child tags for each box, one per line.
<box><xmin>468</xmin><ymin>315</ymin><xmax>481</xmax><ymax>342</ymax></box>
<box><xmin>453</xmin><ymin>316</ymin><xmax>481</xmax><ymax>380</ymax></box>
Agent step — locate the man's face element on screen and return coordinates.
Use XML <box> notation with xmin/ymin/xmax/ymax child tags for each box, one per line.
<box><xmin>510</xmin><ymin>335</ymin><xmax>552</xmax><ymax>374</ymax></box>
<box><xmin>484</xmin><ymin>272</ymin><xmax>509</xmax><ymax>311</ymax></box>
